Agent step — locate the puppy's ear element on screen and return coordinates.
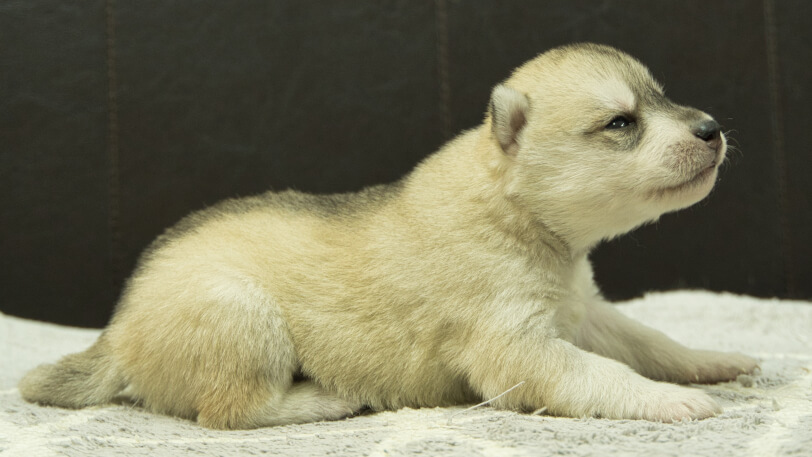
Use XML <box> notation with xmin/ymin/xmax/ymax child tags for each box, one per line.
<box><xmin>489</xmin><ymin>85</ymin><xmax>529</xmax><ymax>156</ymax></box>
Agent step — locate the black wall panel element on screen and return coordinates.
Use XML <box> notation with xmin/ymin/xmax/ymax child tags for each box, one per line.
<box><xmin>0</xmin><ymin>2</ymin><xmax>114</xmax><ymax>326</ymax></box>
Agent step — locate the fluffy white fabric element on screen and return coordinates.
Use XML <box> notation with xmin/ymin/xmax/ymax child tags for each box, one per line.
<box><xmin>1</xmin><ymin>291</ymin><xmax>810</xmax><ymax>456</ymax></box>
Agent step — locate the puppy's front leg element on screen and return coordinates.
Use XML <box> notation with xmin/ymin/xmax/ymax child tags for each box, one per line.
<box><xmin>463</xmin><ymin>333</ymin><xmax>720</xmax><ymax>422</ymax></box>
<box><xmin>574</xmin><ymin>299</ymin><xmax>758</xmax><ymax>384</ymax></box>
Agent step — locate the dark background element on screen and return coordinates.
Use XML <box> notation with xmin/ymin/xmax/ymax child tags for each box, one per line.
<box><xmin>1</xmin><ymin>1</ymin><xmax>809</xmax><ymax>328</ymax></box>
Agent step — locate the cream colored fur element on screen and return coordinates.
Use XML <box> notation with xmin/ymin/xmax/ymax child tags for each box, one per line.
<box><xmin>19</xmin><ymin>43</ymin><xmax>757</xmax><ymax>429</ymax></box>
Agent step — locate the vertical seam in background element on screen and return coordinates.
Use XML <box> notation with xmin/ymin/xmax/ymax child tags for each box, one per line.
<box><xmin>105</xmin><ymin>0</ymin><xmax>123</xmax><ymax>301</ymax></box>
<box><xmin>434</xmin><ymin>0</ymin><xmax>452</xmax><ymax>141</ymax></box>
<box><xmin>762</xmin><ymin>0</ymin><xmax>796</xmax><ymax>297</ymax></box>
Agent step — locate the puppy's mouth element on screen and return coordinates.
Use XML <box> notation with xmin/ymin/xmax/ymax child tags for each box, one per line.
<box><xmin>661</xmin><ymin>161</ymin><xmax>718</xmax><ymax>194</ymax></box>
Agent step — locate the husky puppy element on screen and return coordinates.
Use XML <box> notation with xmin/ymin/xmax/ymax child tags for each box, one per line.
<box><xmin>20</xmin><ymin>43</ymin><xmax>757</xmax><ymax>429</ymax></box>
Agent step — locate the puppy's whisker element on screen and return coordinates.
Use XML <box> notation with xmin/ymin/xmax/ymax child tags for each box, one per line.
<box><xmin>446</xmin><ymin>381</ymin><xmax>526</xmax><ymax>425</ymax></box>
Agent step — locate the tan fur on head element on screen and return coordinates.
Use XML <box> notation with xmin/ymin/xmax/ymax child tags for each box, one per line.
<box><xmin>493</xmin><ymin>43</ymin><xmax>727</xmax><ymax>252</ymax></box>
<box><xmin>19</xmin><ymin>43</ymin><xmax>753</xmax><ymax>429</ymax></box>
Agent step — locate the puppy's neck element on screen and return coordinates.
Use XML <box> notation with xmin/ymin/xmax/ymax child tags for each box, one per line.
<box><xmin>400</xmin><ymin>128</ymin><xmax>574</xmax><ymax>261</ymax></box>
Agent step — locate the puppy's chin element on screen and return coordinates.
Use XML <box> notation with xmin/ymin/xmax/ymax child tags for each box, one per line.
<box><xmin>643</xmin><ymin>164</ymin><xmax>720</xmax><ymax>215</ymax></box>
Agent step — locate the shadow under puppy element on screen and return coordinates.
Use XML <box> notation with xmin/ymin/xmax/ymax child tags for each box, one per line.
<box><xmin>20</xmin><ymin>43</ymin><xmax>758</xmax><ymax>429</ymax></box>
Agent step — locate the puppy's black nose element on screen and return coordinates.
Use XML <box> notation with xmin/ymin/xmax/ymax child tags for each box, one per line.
<box><xmin>693</xmin><ymin>119</ymin><xmax>721</xmax><ymax>142</ymax></box>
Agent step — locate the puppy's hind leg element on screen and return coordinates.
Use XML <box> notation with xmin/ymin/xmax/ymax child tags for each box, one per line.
<box><xmin>187</xmin><ymin>310</ymin><xmax>361</xmax><ymax>429</ymax></box>
<box><xmin>114</xmin><ymin>273</ymin><xmax>361</xmax><ymax>430</ymax></box>
<box><xmin>191</xmin><ymin>305</ymin><xmax>361</xmax><ymax>429</ymax></box>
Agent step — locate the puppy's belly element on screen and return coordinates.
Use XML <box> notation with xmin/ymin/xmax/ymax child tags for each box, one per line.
<box><xmin>287</xmin><ymin>314</ymin><xmax>478</xmax><ymax>409</ymax></box>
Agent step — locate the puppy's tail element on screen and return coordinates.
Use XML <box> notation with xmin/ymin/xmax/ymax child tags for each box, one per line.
<box><xmin>18</xmin><ymin>335</ymin><xmax>126</xmax><ymax>409</ymax></box>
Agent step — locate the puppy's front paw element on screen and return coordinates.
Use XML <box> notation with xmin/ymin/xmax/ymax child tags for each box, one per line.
<box><xmin>640</xmin><ymin>383</ymin><xmax>721</xmax><ymax>422</ymax></box>
<box><xmin>688</xmin><ymin>350</ymin><xmax>759</xmax><ymax>384</ymax></box>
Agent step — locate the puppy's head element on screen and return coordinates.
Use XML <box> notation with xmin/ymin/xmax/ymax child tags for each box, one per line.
<box><xmin>488</xmin><ymin>43</ymin><xmax>727</xmax><ymax>251</ymax></box>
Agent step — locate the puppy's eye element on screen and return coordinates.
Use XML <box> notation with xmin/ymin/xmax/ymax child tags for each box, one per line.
<box><xmin>606</xmin><ymin>116</ymin><xmax>634</xmax><ymax>130</ymax></box>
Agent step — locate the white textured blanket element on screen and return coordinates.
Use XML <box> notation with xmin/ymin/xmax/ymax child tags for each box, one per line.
<box><xmin>2</xmin><ymin>291</ymin><xmax>811</xmax><ymax>457</ymax></box>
